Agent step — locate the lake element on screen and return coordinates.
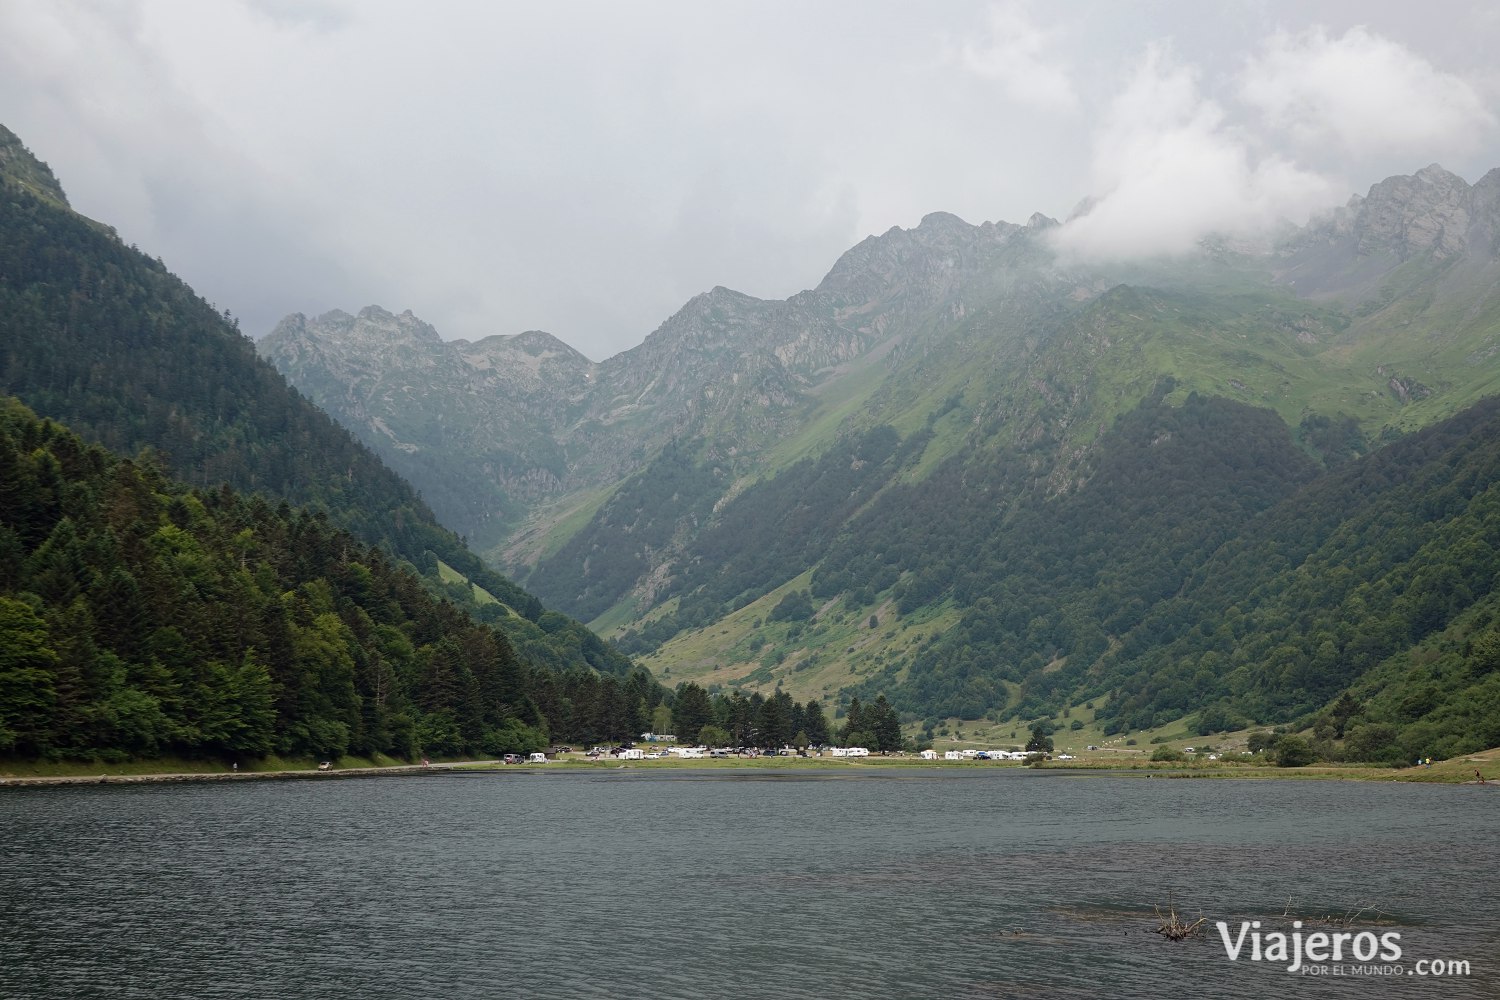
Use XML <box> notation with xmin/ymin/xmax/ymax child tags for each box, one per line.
<box><xmin>0</xmin><ymin>768</ymin><xmax>1493</xmax><ymax>999</ymax></box>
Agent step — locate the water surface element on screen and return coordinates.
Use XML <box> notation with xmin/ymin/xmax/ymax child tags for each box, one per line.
<box><xmin>1</xmin><ymin>769</ymin><xmax>1492</xmax><ymax>998</ymax></box>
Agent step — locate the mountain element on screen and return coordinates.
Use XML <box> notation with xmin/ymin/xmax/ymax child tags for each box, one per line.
<box><xmin>259</xmin><ymin>211</ymin><xmax>1062</xmax><ymax>556</ymax></box>
<box><xmin>261</xmin><ymin>164</ymin><xmax>1500</xmax><ymax>758</ymax></box>
<box><xmin>0</xmin><ymin>122</ymin><xmax>639</xmax><ymax>715</ymax></box>
<box><xmin>0</xmin><ymin>396</ymin><xmax>664</xmax><ymax>760</ymax></box>
<box><xmin>0</xmin><ymin>125</ymin><xmax>68</xmax><ymax>210</ymax></box>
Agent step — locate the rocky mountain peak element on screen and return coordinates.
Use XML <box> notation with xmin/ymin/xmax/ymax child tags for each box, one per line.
<box><xmin>342</xmin><ymin>305</ymin><xmax>444</xmax><ymax>345</ymax></box>
<box><xmin>812</xmin><ymin>206</ymin><xmax>1040</xmax><ymax>327</ymax></box>
<box><xmin>457</xmin><ymin>329</ymin><xmax>595</xmax><ymax>384</ymax></box>
<box><xmin>260</xmin><ymin>306</ymin><xmax>451</xmax><ymax>394</ymax></box>
<box><xmin>817</xmin><ymin>216</ymin><xmax>973</xmax><ymax>301</ymax></box>
<box><xmin>915</xmin><ymin>211</ymin><xmax>971</xmax><ymax>234</ymax></box>
<box><xmin>1277</xmin><ymin>165</ymin><xmax>1500</xmax><ymax>289</ymax></box>
<box><xmin>513</xmin><ymin>329</ymin><xmax>591</xmax><ymax>358</ymax></box>
<box><xmin>1353</xmin><ymin>163</ymin><xmax>1475</xmax><ymax>259</ymax></box>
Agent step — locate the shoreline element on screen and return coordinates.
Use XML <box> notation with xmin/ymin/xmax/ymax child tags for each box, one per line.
<box><xmin>3</xmin><ymin>752</ymin><xmax>1495</xmax><ymax>789</ymax></box>
<box><xmin>0</xmin><ymin>760</ymin><xmax>490</xmax><ymax>789</ymax></box>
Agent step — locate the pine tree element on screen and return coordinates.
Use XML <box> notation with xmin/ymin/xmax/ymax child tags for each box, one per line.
<box><xmin>841</xmin><ymin>696</ymin><xmax>864</xmax><ymax>746</ymax></box>
<box><xmin>0</xmin><ymin>597</ymin><xmax>59</xmax><ymax>753</ymax></box>
<box><xmin>673</xmin><ymin>682</ymin><xmax>712</xmax><ymax>744</ymax></box>
<box><xmin>803</xmin><ymin>699</ymin><xmax>830</xmax><ymax>747</ymax></box>
<box><xmin>871</xmin><ymin>693</ymin><xmax>902</xmax><ymax>752</ymax></box>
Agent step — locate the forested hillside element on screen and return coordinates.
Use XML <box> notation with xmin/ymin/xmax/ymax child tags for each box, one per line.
<box><xmin>0</xmin><ymin>398</ymin><xmax>662</xmax><ymax>761</ymax></box>
<box><xmin>232</xmin><ymin>121</ymin><xmax>1500</xmax><ymax>757</ymax></box>
<box><xmin>827</xmin><ymin>388</ymin><xmax>1321</xmax><ymax>716</ymax></box>
<box><xmin>0</xmin><ymin>125</ymin><xmax>632</xmax><ymax>681</ymax></box>
<box><xmin>559</xmin><ymin>425</ymin><xmax>924</xmax><ymax>639</ymax></box>
<box><xmin>1090</xmin><ymin>395</ymin><xmax>1500</xmax><ymax>760</ymax></box>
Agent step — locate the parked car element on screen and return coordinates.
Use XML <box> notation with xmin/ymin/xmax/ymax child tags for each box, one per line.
<box><xmin>502</xmin><ymin>754</ymin><xmax>523</xmax><ymax>764</ymax></box>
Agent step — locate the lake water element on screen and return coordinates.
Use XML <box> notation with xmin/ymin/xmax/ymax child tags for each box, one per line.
<box><xmin>0</xmin><ymin>768</ymin><xmax>1493</xmax><ymax>999</ymax></box>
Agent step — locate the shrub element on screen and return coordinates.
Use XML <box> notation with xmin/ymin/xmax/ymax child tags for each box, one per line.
<box><xmin>1343</xmin><ymin>723</ymin><xmax>1400</xmax><ymax>762</ymax></box>
<box><xmin>1246</xmin><ymin>730</ymin><xmax>1276</xmax><ymax>754</ymax></box>
<box><xmin>769</xmin><ymin>590</ymin><xmax>813</xmax><ymax>622</ymax></box>
<box><xmin>1274</xmin><ymin>734</ymin><xmax>1317</xmax><ymax>767</ymax></box>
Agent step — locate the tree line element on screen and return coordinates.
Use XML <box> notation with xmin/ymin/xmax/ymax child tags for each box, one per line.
<box><xmin>0</xmin><ymin>398</ymin><xmax>663</xmax><ymax>762</ymax></box>
<box><xmin>661</xmin><ymin>683</ymin><xmax>904</xmax><ymax>752</ymax></box>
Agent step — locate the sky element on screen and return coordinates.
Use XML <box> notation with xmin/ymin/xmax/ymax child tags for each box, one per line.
<box><xmin>3</xmin><ymin>1</ymin><xmax>1499</xmax><ymax>361</ymax></box>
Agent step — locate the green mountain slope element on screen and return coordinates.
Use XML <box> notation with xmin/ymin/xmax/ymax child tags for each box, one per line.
<box><xmin>0</xmin><ymin>398</ymin><xmax>663</xmax><ymax>761</ymax></box>
<box><xmin>0</xmin><ymin>125</ymin><xmax>68</xmax><ymax>210</ymax></box>
<box><xmin>259</xmin><ymin>160</ymin><xmax>1500</xmax><ymax>750</ymax></box>
<box><xmin>0</xmin><ymin>125</ymin><xmax>634</xmax><ymax>682</ymax></box>
<box><xmin>1094</xmin><ymin>395</ymin><xmax>1500</xmax><ymax>752</ymax></box>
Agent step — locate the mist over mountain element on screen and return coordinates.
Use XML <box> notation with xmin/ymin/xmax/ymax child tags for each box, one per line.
<box><xmin>263</xmin><ymin>162</ymin><xmax>1500</xmax><ymax>759</ymax></box>
<box><xmin>0</xmin><ymin>123</ymin><xmax>662</xmax><ymax>763</ymax></box>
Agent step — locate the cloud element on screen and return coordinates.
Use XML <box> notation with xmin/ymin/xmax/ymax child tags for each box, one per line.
<box><xmin>0</xmin><ymin>0</ymin><xmax>360</xmax><ymax>330</ymax></box>
<box><xmin>1050</xmin><ymin>44</ymin><xmax>1335</xmax><ymax>261</ymax></box>
<box><xmin>960</xmin><ymin>1</ymin><xmax>1077</xmax><ymax>112</ymax></box>
<box><xmin>246</xmin><ymin>0</ymin><xmax>351</xmax><ymax>31</ymax></box>
<box><xmin>1240</xmin><ymin>26</ymin><xmax>1495</xmax><ymax>157</ymax></box>
<box><xmin>6</xmin><ymin>4</ymin><xmax>1497</xmax><ymax>360</ymax></box>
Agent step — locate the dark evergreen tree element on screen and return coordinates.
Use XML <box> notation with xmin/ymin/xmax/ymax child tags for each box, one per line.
<box><xmin>802</xmin><ymin>699</ymin><xmax>831</xmax><ymax>747</ymax></box>
<box><xmin>870</xmin><ymin>694</ymin><xmax>902</xmax><ymax>752</ymax></box>
<box><xmin>673</xmin><ymin>682</ymin><xmax>712</xmax><ymax>744</ymax></box>
<box><xmin>757</xmin><ymin>690</ymin><xmax>793</xmax><ymax>749</ymax></box>
<box><xmin>1025</xmin><ymin>724</ymin><xmax>1054</xmax><ymax>753</ymax></box>
<box><xmin>841</xmin><ymin>696</ymin><xmax>864</xmax><ymax>746</ymax></box>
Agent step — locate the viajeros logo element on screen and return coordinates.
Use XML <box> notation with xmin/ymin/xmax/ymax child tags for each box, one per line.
<box><xmin>1217</xmin><ymin>920</ymin><xmax>1471</xmax><ymax>978</ymax></box>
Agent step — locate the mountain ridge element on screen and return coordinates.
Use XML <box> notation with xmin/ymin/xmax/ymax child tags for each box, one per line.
<box><xmin>260</xmin><ymin>161</ymin><xmax>1500</xmax><ymax>552</ymax></box>
<box><xmin>0</xmin><ymin>124</ymin><xmax>69</xmax><ymax>210</ymax></box>
<box><xmin>259</xmin><ymin>162</ymin><xmax>1500</xmax><ymax>758</ymax></box>
<box><xmin>0</xmin><ymin>125</ymin><xmax>640</xmax><ymax>695</ymax></box>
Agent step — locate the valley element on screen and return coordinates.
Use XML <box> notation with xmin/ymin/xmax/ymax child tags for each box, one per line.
<box><xmin>258</xmin><ymin>163</ymin><xmax>1500</xmax><ymax>764</ymax></box>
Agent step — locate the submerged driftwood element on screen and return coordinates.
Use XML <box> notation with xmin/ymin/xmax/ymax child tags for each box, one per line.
<box><xmin>1154</xmin><ymin>893</ymin><xmax>1207</xmax><ymax>941</ymax></box>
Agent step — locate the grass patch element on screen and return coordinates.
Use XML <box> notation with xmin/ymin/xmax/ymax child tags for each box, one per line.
<box><xmin>435</xmin><ymin>558</ymin><xmax>503</xmax><ymax>607</ymax></box>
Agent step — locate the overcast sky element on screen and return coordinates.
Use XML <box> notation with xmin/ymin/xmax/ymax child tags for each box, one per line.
<box><xmin>3</xmin><ymin>1</ymin><xmax>1498</xmax><ymax>361</ymax></box>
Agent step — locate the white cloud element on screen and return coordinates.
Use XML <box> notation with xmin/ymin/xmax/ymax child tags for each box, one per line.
<box><xmin>4</xmin><ymin>4</ymin><xmax>1497</xmax><ymax>359</ymax></box>
<box><xmin>1240</xmin><ymin>26</ymin><xmax>1495</xmax><ymax>156</ymax></box>
<box><xmin>1051</xmin><ymin>45</ymin><xmax>1336</xmax><ymax>261</ymax></box>
<box><xmin>960</xmin><ymin>1</ymin><xmax>1077</xmax><ymax>112</ymax></box>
